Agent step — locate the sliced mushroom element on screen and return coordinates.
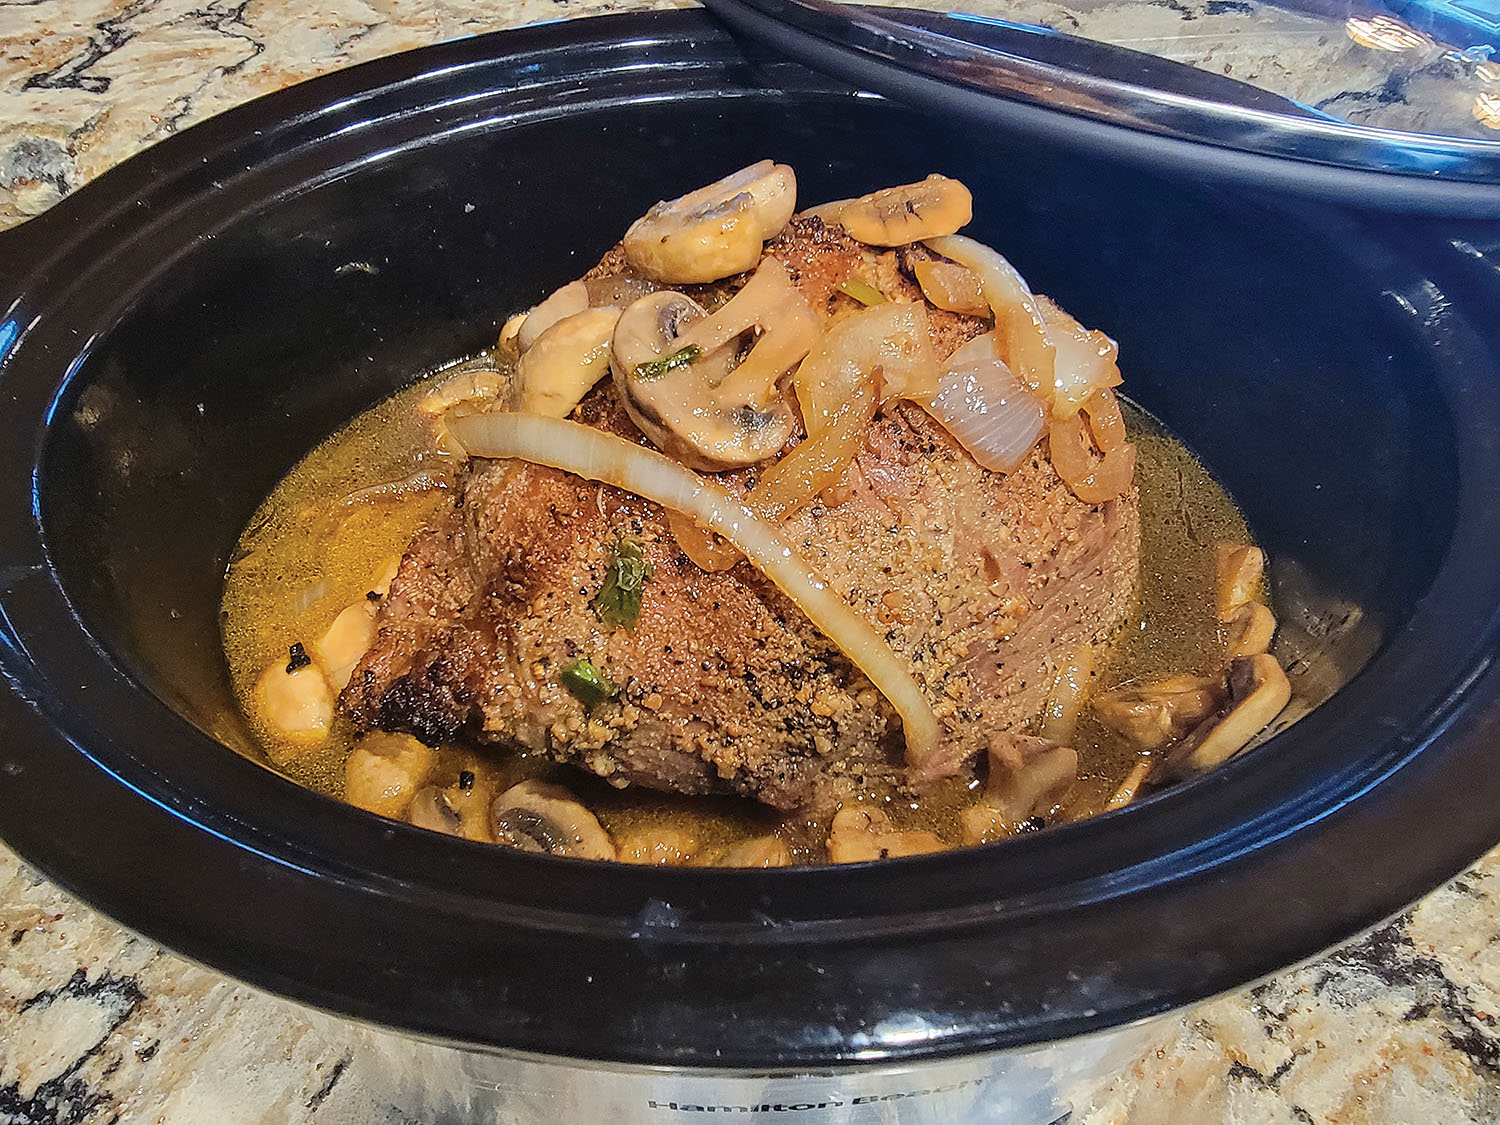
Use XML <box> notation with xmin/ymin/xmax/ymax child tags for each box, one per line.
<box><xmin>623</xmin><ymin>160</ymin><xmax>797</xmax><ymax>284</ymax></box>
<box><xmin>1226</xmin><ymin>600</ymin><xmax>1277</xmax><ymax>658</ymax></box>
<box><xmin>827</xmin><ymin>805</ymin><xmax>945</xmax><ymax>864</ymax></box>
<box><xmin>718</xmin><ymin>835</ymin><xmax>792</xmax><ymax>868</ymax></box>
<box><xmin>344</xmin><ymin>732</ymin><xmax>437</xmax><ymax>819</ymax></box>
<box><xmin>1153</xmin><ymin>654</ymin><xmax>1292</xmax><ymax>783</ymax></box>
<box><xmin>314</xmin><ymin>601</ymin><xmax>377</xmax><ymax>692</ymax></box>
<box><xmin>408</xmin><ymin>785</ymin><xmax>464</xmax><ymax>836</ymax></box>
<box><xmin>409</xmin><ymin>774</ymin><xmax>494</xmax><ymax>841</ymax></box>
<box><xmin>419</xmin><ymin>368</ymin><xmax>511</xmax><ymax>417</ymax></box>
<box><xmin>254</xmin><ymin>649</ymin><xmax>333</xmax><ymax>744</ymax></box>
<box><xmin>913</xmin><ymin>259</ymin><xmax>988</xmax><ymax>315</ymax></box>
<box><xmin>981</xmin><ymin>732</ymin><xmax>1078</xmax><ymax>827</ymax></box>
<box><xmin>515</xmin><ymin>306</ymin><xmax>622</xmax><ymax>419</ymax></box>
<box><xmin>674</xmin><ymin>258</ymin><xmax>822</xmax><ymax>403</ymax></box>
<box><xmin>491</xmin><ymin>780</ymin><xmax>617</xmax><ymax>860</ymax></box>
<box><xmin>1093</xmin><ymin>674</ymin><xmax>1228</xmax><ymax>751</ymax></box>
<box><xmin>611</xmin><ymin>261</ymin><xmax>818</xmax><ymax>470</ymax></box>
<box><xmin>617</xmin><ymin>826</ymin><xmax>698</xmax><ymax>865</ymax></box>
<box><xmin>498</xmin><ymin>312</ymin><xmax>527</xmax><ymax>356</ymax></box>
<box><xmin>1215</xmin><ymin>543</ymin><xmax>1265</xmax><ymax>621</ymax></box>
<box><xmin>1037</xmin><ymin>294</ymin><xmax>1123</xmax><ymax>421</ymax></box>
<box><xmin>837</xmin><ymin>175</ymin><xmax>972</xmax><ymax>246</ymax></box>
<box><xmin>517</xmin><ymin>280</ymin><xmax>590</xmax><ymax>352</ymax></box>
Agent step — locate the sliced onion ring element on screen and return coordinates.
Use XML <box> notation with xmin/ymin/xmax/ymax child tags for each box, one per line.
<box><xmin>917</xmin><ymin>333</ymin><xmax>1047</xmax><ymax>474</ymax></box>
<box><xmin>1037</xmin><ymin>295</ymin><xmax>1122</xmax><ymax>421</ymax></box>
<box><xmin>447</xmin><ymin>412</ymin><xmax>942</xmax><ymax>770</ymax></box>
<box><xmin>925</xmin><ymin>234</ymin><xmax>1056</xmax><ymax>412</ymax></box>
<box><xmin>754</xmin><ymin>302</ymin><xmax>929</xmax><ymax>521</ymax></box>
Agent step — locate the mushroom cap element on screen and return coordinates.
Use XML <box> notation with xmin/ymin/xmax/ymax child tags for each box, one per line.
<box><xmin>982</xmin><ymin>732</ymin><xmax>1078</xmax><ymax>826</ymax></box>
<box><xmin>517</xmin><ymin>279</ymin><xmax>590</xmax><ymax>352</ymax></box>
<box><xmin>491</xmin><ymin>779</ymin><xmax>617</xmax><ymax>860</ymax></box>
<box><xmin>344</xmin><ymin>733</ymin><xmax>436</xmax><ymax>819</ymax></box>
<box><xmin>837</xmin><ymin>175</ymin><xmax>973</xmax><ymax>247</ymax></box>
<box><xmin>254</xmin><ymin>655</ymin><xmax>333</xmax><ymax>744</ymax></box>
<box><xmin>622</xmin><ymin>161</ymin><xmax>797</xmax><ymax>284</ymax></box>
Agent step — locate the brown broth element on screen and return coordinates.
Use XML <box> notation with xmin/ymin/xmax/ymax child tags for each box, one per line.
<box><xmin>222</xmin><ymin>358</ymin><xmax>1251</xmax><ymax>862</ymax></box>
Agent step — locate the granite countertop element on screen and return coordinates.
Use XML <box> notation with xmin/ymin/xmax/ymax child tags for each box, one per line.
<box><xmin>4</xmin><ymin>1</ymin><xmax>1500</xmax><ymax>1122</ymax></box>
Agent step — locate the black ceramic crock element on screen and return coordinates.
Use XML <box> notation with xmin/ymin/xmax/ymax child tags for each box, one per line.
<box><xmin>2</xmin><ymin>10</ymin><xmax>1500</xmax><ymax>1071</ymax></box>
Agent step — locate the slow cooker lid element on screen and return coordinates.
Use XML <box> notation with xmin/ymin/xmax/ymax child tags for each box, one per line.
<box><xmin>706</xmin><ymin>0</ymin><xmax>1500</xmax><ymax>214</ymax></box>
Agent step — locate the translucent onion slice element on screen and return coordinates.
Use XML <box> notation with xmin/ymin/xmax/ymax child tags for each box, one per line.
<box><xmin>665</xmin><ymin>508</ymin><xmax>742</xmax><ymax>573</ymax></box>
<box><xmin>917</xmin><ymin>333</ymin><xmax>1047</xmax><ymax>474</ymax></box>
<box><xmin>754</xmin><ymin>375</ymin><xmax>877</xmax><ymax>521</ymax></box>
<box><xmin>912</xmin><ymin>259</ymin><xmax>987</xmax><ymax>316</ymax></box>
<box><xmin>447</xmin><ymin>412</ymin><xmax>942</xmax><ymax>769</ymax></box>
<box><xmin>795</xmin><ymin>300</ymin><xmax>938</xmax><ymax>412</ymax></box>
<box><xmin>740</xmin><ymin>302</ymin><xmax>938</xmax><ymax>522</ymax></box>
<box><xmin>1036</xmin><ymin>294</ymin><xmax>1122</xmax><ymax>421</ymax></box>
<box><xmin>1049</xmin><ymin>388</ymin><xmax>1136</xmax><ymax>503</ymax></box>
<box><xmin>753</xmin><ymin>302</ymin><xmax>929</xmax><ymax>520</ymax></box>
<box><xmin>925</xmin><ymin>234</ymin><xmax>1056</xmax><ymax>412</ymax></box>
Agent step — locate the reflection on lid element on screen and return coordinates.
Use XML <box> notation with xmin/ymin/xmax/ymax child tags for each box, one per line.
<box><xmin>1346</xmin><ymin>14</ymin><xmax>1433</xmax><ymax>51</ymax></box>
<box><xmin>1475</xmin><ymin>91</ymin><xmax>1500</xmax><ymax>126</ymax></box>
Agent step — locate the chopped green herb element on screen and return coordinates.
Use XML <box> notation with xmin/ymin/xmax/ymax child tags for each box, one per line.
<box><xmin>562</xmin><ymin>657</ymin><xmax>617</xmax><ymax>710</ymax></box>
<box><xmin>591</xmin><ymin>537</ymin><xmax>652</xmax><ymax>629</ymax></box>
<box><xmin>838</xmin><ymin>276</ymin><xmax>887</xmax><ymax>307</ymax></box>
<box><xmin>634</xmin><ymin>343</ymin><xmax>701</xmax><ymax>380</ymax></box>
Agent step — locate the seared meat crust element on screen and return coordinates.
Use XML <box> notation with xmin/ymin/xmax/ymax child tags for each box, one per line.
<box><xmin>342</xmin><ymin>219</ymin><xmax>1140</xmax><ymax>808</ymax></box>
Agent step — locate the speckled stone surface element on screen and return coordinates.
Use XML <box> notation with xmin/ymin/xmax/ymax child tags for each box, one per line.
<box><xmin>4</xmin><ymin>0</ymin><xmax>1500</xmax><ymax>1121</ymax></box>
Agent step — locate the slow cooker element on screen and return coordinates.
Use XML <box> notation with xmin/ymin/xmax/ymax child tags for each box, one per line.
<box><xmin>2</xmin><ymin>9</ymin><xmax>1500</xmax><ymax>1121</ymax></box>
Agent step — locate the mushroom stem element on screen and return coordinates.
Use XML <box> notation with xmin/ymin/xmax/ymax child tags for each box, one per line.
<box><xmin>1153</xmin><ymin>654</ymin><xmax>1292</xmax><ymax>783</ymax></box>
<box><xmin>490</xmin><ymin>780</ymin><xmax>617</xmax><ymax>860</ymax></box>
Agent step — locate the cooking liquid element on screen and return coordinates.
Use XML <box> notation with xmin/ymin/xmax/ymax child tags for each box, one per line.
<box><xmin>222</xmin><ymin>356</ymin><xmax>1251</xmax><ymax>863</ymax></box>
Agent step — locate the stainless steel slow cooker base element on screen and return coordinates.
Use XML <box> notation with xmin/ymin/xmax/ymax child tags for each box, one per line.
<box><xmin>325</xmin><ymin>1012</ymin><xmax>1161</xmax><ymax>1123</ymax></box>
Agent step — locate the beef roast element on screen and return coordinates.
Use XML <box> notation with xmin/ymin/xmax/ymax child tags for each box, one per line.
<box><xmin>340</xmin><ymin>219</ymin><xmax>1141</xmax><ymax>809</ymax></box>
